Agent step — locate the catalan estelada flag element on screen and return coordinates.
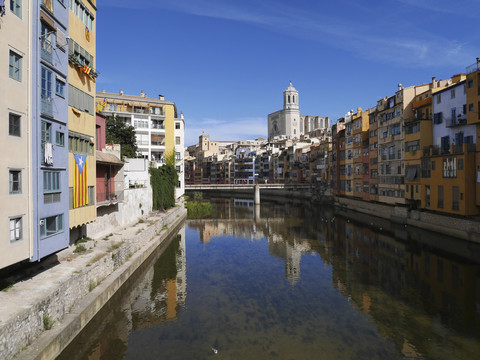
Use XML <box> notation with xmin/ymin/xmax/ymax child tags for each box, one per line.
<box><xmin>85</xmin><ymin>26</ymin><xmax>90</xmax><ymax>41</ymax></box>
<box><xmin>73</xmin><ymin>154</ymin><xmax>88</xmax><ymax>208</ymax></box>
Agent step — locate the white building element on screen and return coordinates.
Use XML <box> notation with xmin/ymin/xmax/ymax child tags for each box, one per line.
<box><xmin>268</xmin><ymin>82</ymin><xmax>329</xmax><ymax>141</ymax></box>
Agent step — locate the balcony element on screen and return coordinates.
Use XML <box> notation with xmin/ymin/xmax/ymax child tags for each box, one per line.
<box><xmin>446</xmin><ymin>116</ymin><xmax>467</xmax><ymax>128</ymax></box>
<box><xmin>96</xmin><ymin>180</ymin><xmax>124</xmax><ymax>206</ymax></box>
<box><xmin>40</xmin><ymin>39</ymin><xmax>53</xmax><ymax>64</ymax></box>
<box><xmin>41</xmin><ymin>94</ymin><xmax>53</xmax><ymax>117</ymax></box>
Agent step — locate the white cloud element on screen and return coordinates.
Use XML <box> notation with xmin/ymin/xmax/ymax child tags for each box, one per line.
<box><xmin>185</xmin><ymin>116</ymin><xmax>267</xmax><ymax>146</ymax></box>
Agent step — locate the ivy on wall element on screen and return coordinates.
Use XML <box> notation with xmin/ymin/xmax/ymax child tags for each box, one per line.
<box><xmin>150</xmin><ymin>151</ymin><xmax>178</xmax><ymax>210</ymax></box>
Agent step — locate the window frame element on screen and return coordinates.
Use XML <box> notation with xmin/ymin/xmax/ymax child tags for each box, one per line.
<box><xmin>10</xmin><ymin>0</ymin><xmax>22</xmax><ymax>18</ymax></box>
<box><xmin>9</xmin><ymin>113</ymin><xmax>21</xmax><ymax>137</ymax></box>
<box><xmin>9</xmin><ymin>169</ymin><xmax>22</xmax><ymax>194</ymax></box>
<box><xmin>55</xmin><ymin>78</ymin><xmax>65</xmax><ymax>98</ymax></box>
<box><xmin>9</xmin><ymin>217</ymin><xmax>22</xmax><ymax>242</ymax></box>
<box><xmin>9</xmin><ymin>50</ymin><xmax>22</xmax><ymax>81</ymax></box>
<box><xmin>40</xmin><ymin>213</ymin><xmax>64</xmax><ymax>239</ymax></box>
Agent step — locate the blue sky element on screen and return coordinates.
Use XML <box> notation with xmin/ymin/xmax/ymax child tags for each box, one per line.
<box><xmin>99</xmin><ymin>0</ymin><xmax>479</xmax><ymax>146</ymax></box>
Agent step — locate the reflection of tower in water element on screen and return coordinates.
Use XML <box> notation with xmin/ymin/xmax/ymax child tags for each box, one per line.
<box><xmin>285</xmin><ymin>243</ymin><xmax>302</xmax><ymax>285</ymax></box>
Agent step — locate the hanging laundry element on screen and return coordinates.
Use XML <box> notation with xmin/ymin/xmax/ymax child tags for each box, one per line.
<box><xmin>44</xmin><ymin>142</ymin><xmax>53</xmax><ymax>165</ymax></box>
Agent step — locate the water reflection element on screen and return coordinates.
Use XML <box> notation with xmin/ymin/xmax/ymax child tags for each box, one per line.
<box><xmin>58</xmin><ymin>226</ymin><xmax>187</xmax><ymax>360</ymax></box>
<box><xmin>60</xmin><ymin>198</ymin><xmax>480</xmax><ymax>360</ymax></box>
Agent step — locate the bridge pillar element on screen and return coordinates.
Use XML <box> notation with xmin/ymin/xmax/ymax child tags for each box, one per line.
<box><xmin>254</xmin><ymin>184</ymin><xmax>260</xmax><ymax>205</ymax></box>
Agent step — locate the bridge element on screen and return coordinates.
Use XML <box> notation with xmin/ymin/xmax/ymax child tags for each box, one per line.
<box><xmin>185</xmin><ymin>183</ymin><xmax>330</xmax><ymax>204</ymax></box>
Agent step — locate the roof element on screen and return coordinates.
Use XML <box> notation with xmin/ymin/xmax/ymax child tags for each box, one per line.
<box><xmin>97</xmin><ymin>92</ymin><xmax>175</xmax><ymax>106</ymax></box>
<box><xmin>96</xmin><ymin>151</ymin><xmax>123</xmax><ymax>165</ymax></box>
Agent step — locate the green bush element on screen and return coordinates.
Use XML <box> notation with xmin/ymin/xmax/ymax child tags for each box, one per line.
<box><xmin>185</xmin><ymin>201</ymin><xmax>213</xmax><ymax>219</ymax></box>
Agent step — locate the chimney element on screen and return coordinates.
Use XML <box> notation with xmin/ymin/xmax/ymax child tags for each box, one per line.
<box><xmin>119</xmin><ymin>90</ymin><xmax>124</xmax><ymax>95</ymax></box>
<box><xmin>158</xmin><ymin>94</ymin><xmax>164</xmax><ymax>101</ymax></box>
<box><xmin>141</xmin><ymin>90</ymin><xmax>145</xmax><ymax>97</ymax></box>
<box><xmin>432</xmin><ymin>77</ymin><xmax>437</xmax><ymax>89</ymax></box>
<box><xmin>102</xmin><ymin>89</ymin><xmax>106</xmax><ymax>93</ymax></box>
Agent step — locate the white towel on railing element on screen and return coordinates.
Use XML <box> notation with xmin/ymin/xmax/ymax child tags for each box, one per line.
<box><xmin>44</xmin><ymin>142</ymin><xmax>53</xmax><ymax>165</ymax></box>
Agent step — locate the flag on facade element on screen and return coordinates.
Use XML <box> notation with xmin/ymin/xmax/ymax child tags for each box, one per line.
<box><xmin>73</xmin><ymin>153</ymin><xmax>88</xmax><ymax>208</ymax></box>
<box><xmin>85</xmin><ymin>26</ymin><xmax>90</xmax><ymax>41</ymax></box>
<box><xmin>82</xmin><ymin>65</ymin><xmax>91</xmax><ymax>75</ymax></box>
<box><xmin>102</xmin><ymin>97</ymin><xmax>106</xmax><ymax>106</ymax></box>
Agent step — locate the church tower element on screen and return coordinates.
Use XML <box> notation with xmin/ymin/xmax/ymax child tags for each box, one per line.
<box><xmin>283</xmin><ymin>82</ymin><xmax>301</xmax><ymax>138</ymax></box>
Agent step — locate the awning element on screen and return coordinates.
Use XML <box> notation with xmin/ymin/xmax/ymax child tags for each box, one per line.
<box><xmin>405</xmin><ymin>167</ymin><xmax>417</xmax><ymax>181</ymax></box>
<box><xmin>96</xmin><ymin>151</ymin><xmax>123</xmax><ymax>166</ymax></box>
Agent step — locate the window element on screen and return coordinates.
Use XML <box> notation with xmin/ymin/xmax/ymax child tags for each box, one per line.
<box><xmin>452</xmin><ymin>186</ymin><xmax>459</xmax><ymax>211</ymax></box>
<box><xmin>40</xmin><ymin>214</ymin><xmax>64</xmax><ymax>239</ymax></box>
<box><xmin>41</xmin><ymin>66</ymin><xmax>53</xmax><ymax>99</ymax></box>
<box><xmin>469</xmin><ymin>103</ymin><xmax>474</xmax><ymax>112</ymax></box>
<box><xmin>68</xmin><ymin>38</ymin><xmax>94</xmax><ymax>67</ymax></box>
<box><xmin>175</xmin><ymin>122</ymin><xmax>180</xmax><ymax>129</ymax></box>
<box><xmin>451</xmin><ymin>108</ymin><xmax>456</xmax><ymax>123</ymax></box>
<box><xmin>9</xmin><ymin>51</ymin><xmax>22</xmax><ymax>81</ymax></box>
<box><xmin>56</xmin><ymin>79</ymin><xmax>65</xmax><ymax>97</ymax></box>
<box><xmin>9</xmin><ymin>113</ymin><xmax>21</xmax><ymax>137</ymax></box>
<box><xmin>69</xmin><ymin>85</ymin><xmax>94</xmax><ymax>114</ymax></box>
<box><xmin>175</xmin><ymin>136</ymin><xmax>180</xmax><ymax>145</ymax></box>
<box><xmin>451</xmin><ymin>89</ymin><xmax>455</xmax><ymax>99</ymax></box>
<box><xmin>438</xmin><ymin>186</ymin><xmax>444</xmax><ymax>208</ymax></box>
<box><xmin>175</xmin><ymin>152</ymin><xmax>181</xmax><ymax>161</ymax></box>
<box><xmin>425</xmin><ymin>185</ymin><xmax>430</xmax><ymax>207</ymax></box>
<box><xmin>10</xmin><ymin>217</ymin><xmax>22</xmax><ymax>242</ymax></box>
<box><xmin>458</xmin><ymin>158</ymin><xmax>464</xmax><ymax>170</ymax></box>
<box><xmin>10</xmin><ymin>0</ymin><xmax>21</xmax><ymax>17</ymax></box>
<box><xmin>433</xmin><ymin>112</ymin><xmax>443</xmax><ymax>124</ymax></box>
<box><xmin>69</xmin><ymin>133</ymin><xmax>94</xmax><ymax>154</ymax></box>
<box><xmin>443</xmin><ymin>157</ymin><xmax>456</xmax><ymax>178</ymax></box>
<box><xmin>468</xmin><ymin>80</ymin><xmax>473</xmax><ymax>88</ymax></box>
<box><xmin>44</xmin><ymin>170</ymin><xmax>61</xmax><ymax>203</ymax></box>
<box><xmin>9</xmin><ymin>170</ymin><xmax>21</xmax><ymax>194</ymax></box>
<box><xmin>56</xmin><ymin>131</ymin><xmax>64</xmax><ymax>146</ymax></box>
<box><xmin>69</xmin><ymin>0</ymin><xmax>94</xmax><ymax>33</ymax></box>
<box><xmin>437</xmin><ymin>94</ymin><xmax>441</xmax><ymax>104</ymax></box>
<box><xmin>41</xmin><ymin>121</ymin><xmax>51</xmax><ymax>143</ymax></box>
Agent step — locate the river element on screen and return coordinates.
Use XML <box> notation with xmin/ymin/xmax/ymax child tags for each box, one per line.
<box><xmin>58</xmin><ymin>197</ymin><xmax>480</xmax><ymax>359</ymax></box>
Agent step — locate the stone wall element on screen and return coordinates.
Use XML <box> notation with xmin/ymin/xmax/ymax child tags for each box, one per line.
<box><xmin>1</xmin><ymin>206</ymin><xmax>186</xmax><ymax>360</ymax></box>
<box><xmin>86</xmin><ymin>186</ymin><xmax>153</xmax><ymax>239</ymax></box>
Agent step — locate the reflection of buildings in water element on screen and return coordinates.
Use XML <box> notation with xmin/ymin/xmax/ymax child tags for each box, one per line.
<box><xmin>233</xmin><ymin>199</ymin><xmax>254</xmax><ymax>208</ymax></box>
<box><xmin>126</xmin><ymin>226</ymin><xmax>187</xmax><ymax>328</ymax></box>
<box><xmin>268</xmin><ymin>233</ymin><xmax>312</xmax><ymax>285</ymax></box>
<box><xmin>328</xmin><ymin>217</ymin><xmax>480</xmax><ymax>359</ymax></box>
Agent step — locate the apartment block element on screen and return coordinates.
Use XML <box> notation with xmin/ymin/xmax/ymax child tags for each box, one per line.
<box><xmin>1</xmin><ymin>0</ymin><xmax>32</xmax><ymax>268</ymax></box>
<box><xmin>98</xmin><ymin>90</ymin><xmax>185</xmax><ymax>197</ymax></box>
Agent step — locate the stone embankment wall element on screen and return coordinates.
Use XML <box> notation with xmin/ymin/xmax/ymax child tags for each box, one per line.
<box><xmin>334</xmin><ymin>197</ymin><xmax>480</xmax><ymax>244</ymax></box>
<box><xmin>0</xmin><ymin>205</ymin><xmax>186</xmax><ymax>360</ymax></box>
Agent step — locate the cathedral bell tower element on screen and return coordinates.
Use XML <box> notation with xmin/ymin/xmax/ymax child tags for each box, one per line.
<box><xmin>283</xmin><ymin>82</ymin><xmax>299</xmax><ymax>110</ymax></box>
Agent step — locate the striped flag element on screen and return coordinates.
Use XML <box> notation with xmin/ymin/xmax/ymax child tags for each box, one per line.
<box><xmin>82</xmin><ymin>65</ymin><xmax>91</xmax><ymax>75</ymax></box>
<box><xmin>85</xmin><ymin>26</ymin><xmax>90</xmax><ymax>41</ymax></box>
<box><xmin>73</xmin><ymin>154</ymin><xmax>88</xmax><ymax>208</ymax></box>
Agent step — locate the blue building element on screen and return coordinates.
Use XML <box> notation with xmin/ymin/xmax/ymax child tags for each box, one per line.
<box><xmin>31</xmin><ymin>0</ymin><xmax>70</xmax><ymax>261</ymax></box>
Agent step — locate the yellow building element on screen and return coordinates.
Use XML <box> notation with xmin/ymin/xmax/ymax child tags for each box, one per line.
<box><xmin>68</xmin><ymin>0</ymin><xmax>97</xmax><ymax>238</ymax></box>
<box><xmin>405</xmin><ymin>91</ymin><xmax>432</xmax><ymax>207</ymax></box>
<box><xmin>466</xmin><ymin>59</ymin><xmax>480</xmax><ymax>206</ymax></box>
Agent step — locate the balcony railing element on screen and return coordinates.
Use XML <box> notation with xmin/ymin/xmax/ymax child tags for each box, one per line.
<box><xmin>41</xmin><ymin>94</ymin><xmax>53</xmax><ymax>117</ymax></box>
<box><xmin>446</xmin><ymin>117</ymin><xmax>467</xmax><ymax>128</ymax></box>
<box><xmin>96</xmin><ymin>180</ymin><xmax>124</xmax><ymax>205</ymax></box>
<box><xmin>41</xmin><ymin>39</ymin><xmax>53</xmax><ymax>64</ymax></box>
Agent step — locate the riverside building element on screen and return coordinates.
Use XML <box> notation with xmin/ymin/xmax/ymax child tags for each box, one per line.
<box><xmin>97</xmin><ymin>90</ymin><xmax>185</xmax><ymax>198</ymax></box>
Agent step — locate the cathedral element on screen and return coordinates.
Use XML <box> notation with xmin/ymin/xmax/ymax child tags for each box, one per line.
<box><xmin>268</xmin><ymin>82</ymin><xmax>329</xmax><ymax>141</ymax></box>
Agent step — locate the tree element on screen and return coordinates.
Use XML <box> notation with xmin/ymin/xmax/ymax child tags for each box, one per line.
<box><xmin>105</xmin><ymin>116</ymin><xmax>138</xmax><ymax>159</ymax></box>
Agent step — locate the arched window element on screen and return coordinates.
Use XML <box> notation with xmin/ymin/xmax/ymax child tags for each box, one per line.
<box><xmin>288</xmin><ymin>95</ymin><xmax>291</xmax><ymax>103</ymax></box>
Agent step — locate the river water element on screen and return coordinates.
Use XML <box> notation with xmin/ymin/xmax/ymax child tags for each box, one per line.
<box><xmin>58</xmin><ymin>197</ymin><xmax>480</xmax><ymax>360</ymax></box>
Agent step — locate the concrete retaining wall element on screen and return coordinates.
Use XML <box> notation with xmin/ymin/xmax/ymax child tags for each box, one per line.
<box><xmin>1</xmin><ymin>206</ymin><xmax>186</xmax><ymax>360</ymax></box>
<box><xmin>86</xmin><ymin>186</ymin><xmax>153</xmax><ymax>240</ymax></box>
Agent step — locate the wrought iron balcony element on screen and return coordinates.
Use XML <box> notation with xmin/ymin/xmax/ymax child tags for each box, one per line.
<box><xmin>40</xmin><ymin>39</ymin><xmax>53</xmax><ymax>64</ymax></box>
